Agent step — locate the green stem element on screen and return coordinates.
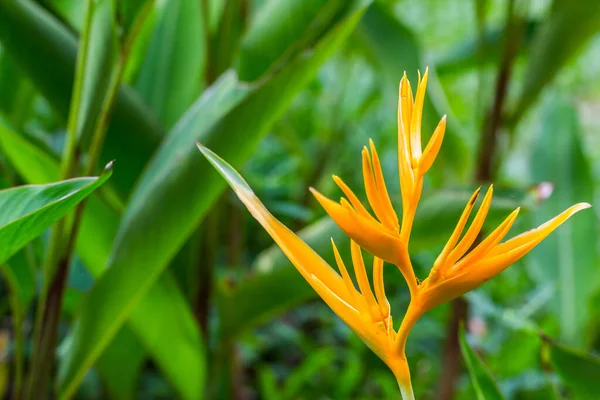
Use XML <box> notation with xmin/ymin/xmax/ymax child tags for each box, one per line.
<box><xmin>398</xmin><ymin>382</ymin><xmax>415</xmax><ymax>400</ymax></box>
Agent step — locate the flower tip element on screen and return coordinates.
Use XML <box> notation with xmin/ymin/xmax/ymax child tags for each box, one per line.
<box><xmin>470</xmin><ymin>187</ymin><xmax>482</xmax><ymax>204</ymax></box>
<box><xmin>576</xmin><ymin>202</ymin><xmax>592</xmax><ymax>210</ymax></box>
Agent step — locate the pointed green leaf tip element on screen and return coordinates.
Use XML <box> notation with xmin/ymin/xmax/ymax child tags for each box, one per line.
<box><xmin>0</xmin><ymin>162</ymin><xmax>112</xmax><ymax>263</ymax></box>
<box><xmin>196</xmin><ymin>142</ymin><xmax>254</xmax><ymax>196</ymax></box>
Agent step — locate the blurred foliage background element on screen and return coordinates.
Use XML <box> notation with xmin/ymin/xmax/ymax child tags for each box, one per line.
<box><xmin>0</xmin><ymin>0</ymin><xmax>599</xmax><ymax>399</ymax></box>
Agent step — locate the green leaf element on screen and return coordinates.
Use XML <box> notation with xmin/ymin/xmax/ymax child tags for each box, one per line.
<box><xmin>0</xmin><ymin>164</ymin><xmax>111</xmax><ymax>264</ymax></box>
<box><xmin>0</xmin><ymin>119</ymin><xmax>205</xmax><ymax>400</ymax></box>
<box><xmin>511</xmin><ymin>0</ymin><xmax>600</xmax><ymax>123</ymax></box>
<box><xmin>459</xmin><ymin>325</ymin><xmax>505</xmax><ymax>400</ymax></box>
<box><xmin>0</xmin><ymin>0</ymin><xmax>163</xmax><ymax>196</ymax></box>
<box><xmin>135</xmin><ymin>0</ymin><xmax>206</xmax><ymax>128</ymax></box>
<box><xmin>543</xmin><ymin>337</ymin><xmax>600</xmax><ymax>400</ymax></box>
<box><xmin>70</xmin><ymin>0</ymin><xmax>120</xmax><ymax>146</ymax></box>
<box><xmin>526</xmin><ymin>96</ymin><xmax>599</xmax><ymax>347</ymax></box>
<box><xmin>59</xmin><ymin>1</ymin><xmax>371</xmax><ymax>396</ymax></box>
<box><xmin>355</xmin><ymin>3</ymin><xmax>470</xmax><ymax>178</ymax></box>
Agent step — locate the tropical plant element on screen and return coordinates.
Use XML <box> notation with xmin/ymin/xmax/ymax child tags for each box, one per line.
<box><xmin>0</xmin><ymin>0</ymin><xmax>599</xmax><ymax>399</ymax></box>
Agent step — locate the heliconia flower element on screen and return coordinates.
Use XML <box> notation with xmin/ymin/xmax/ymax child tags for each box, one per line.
<box><xmin>198</xmin><ymin>69</ymin><xmax>590</xmax><ymax>400</ymax></box>
<box><xmin>197</xmin><ymin>143</ymin><xmax>414</xmax><ymax>396</ymax></box>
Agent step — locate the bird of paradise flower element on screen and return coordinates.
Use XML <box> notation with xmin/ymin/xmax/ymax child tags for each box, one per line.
<box><xmin>197</xmin><ymin>69</ymin><xmax>589</xmax><ymax>399</ymax></box>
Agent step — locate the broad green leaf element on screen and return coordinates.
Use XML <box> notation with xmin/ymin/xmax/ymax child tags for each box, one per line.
<box><xmin>0</xmin><ymin>120</ymin><xmax>205</xmax><ymax>400</ymax></box>
<box><xmin>459</xmin><ymin>325</ymin><xmax>505</xmax><ymax>400</ymax></box>
<box><xmin>543</xmin><ymin>337</ymin><xmax>600</xmax><ymax>400</ymax></box>
<box><xmin>59</xmin><ymin>1</ymin><xmax>371</xmax><ymax>396</ymax></box>
<box><xmin>0</xmin><ymin>165</ymin><xmax>111</xmax><ymax>264</ymax></box>
<box><xmin>526</xmin><ymin>97</ymin><xmax>599</xmax><ymax>347</ymax></box>
<box><xmin>511</xmin><ymin>0</ymin><xmax>600</xmax><ymax>123</ymax></box>
<box><xmin>355</xmin><ymin>3</ymin><xmax>470</xmax><ymax>178</ymax></box>
<box><xmin>0</xmin><ymin>0</ymin><xmax>163</xmax><ymax>196</ymax></box>
<box><xmin>135</xmin><ymin>0</ymin><xmax>206</xmax><ymax>128</ymax></box>
<box><xmin>218</xmin><ymin>187</ymin><xmax>530</xmax><ymax>339</ymax></box>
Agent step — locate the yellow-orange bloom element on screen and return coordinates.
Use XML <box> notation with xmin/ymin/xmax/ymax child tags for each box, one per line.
<box><xmin>197</xmin><ymin>144</ymin><xmax>413</xmax><ymax>394</ymax></box>
<box><xmin>198</xmin><ymin>69</ymin><xmax>590</xmax><ymax>399</ymax></box>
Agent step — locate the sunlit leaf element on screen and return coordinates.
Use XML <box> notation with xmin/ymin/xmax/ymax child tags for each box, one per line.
<box><xmin>0</xmin><ymin>165</ymin><xmax>111</xmax><ymax>264</ymax></box>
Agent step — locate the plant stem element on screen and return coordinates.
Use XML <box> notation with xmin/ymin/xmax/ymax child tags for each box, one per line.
<box><xmin>398</xmin><ymin>382</ymin><xmax>415</xmax><ymax>400</ymax></box>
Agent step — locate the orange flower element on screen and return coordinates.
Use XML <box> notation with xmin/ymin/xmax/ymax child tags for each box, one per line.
<box><xmin>198</xmin><ymin>69</ymin><xmax>589</xmax><ymax>399</ymax></box>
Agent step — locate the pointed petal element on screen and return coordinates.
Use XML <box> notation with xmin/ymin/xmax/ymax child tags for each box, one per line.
<box><xmin>333</xmin><ymin>175</ymin><xmax>374</xmax><ymax>221</ymax></box>
<box><xmin>311</xmin><ymin>188</ymin><xmax>406</xmax><ymax>264</ymax></box>
<box><xmin>430</xmin><ymin>187</ymin><xmax>481</xmax><ymax>279</ymax></box>
<box><xmin>420</xmin><ymin>203</ymin><xmax>591</xmax><ymax>310</ymax></box>
<box><xmin>312</xmin><ymin>268</ymin><xmax>391</xmax><ymax>361</ymax></box>
<box><xmin>399</xmin><ymin>72</ymin><xmax>414</xmax><ymax>151</ymax></box>
<box><xmin>446</xmin><ymin>185</ymin><xmax>494</xmax><ymax>266</ymax></box>
<box><xmin>409</xmin><ymin>68</ymin><xmax>428</xmax><ymax>162</ymax></box>
<box><xmin>351</xmin><ymin>241</ymin><xmax>380</xmax><ymax>319</ymax></box>
<box><xmin>197</xmin><ymin>143</ymin><xmax>350</xmax><ymax>303</ymax></box>
<box><xmin>362</xmin><ymin>147</ymin><xmax>390</xmax><ymax>227</ymax></box>
<box><xmin>331</xmin><ymin>238</ymin><xmax>363</xmax><ymax>311</ymax></box>
<box><xmin>398</xmin><ymin>74</ymin><xmax>414</xmax><ymax>184</ymax></box>
<box><xmin>373</xmin><ymin>257</ymin><xmax>390</xmax><ymax>317</ymax></box>
<box><xmin>369</xmin><ymin>139</ymin><xmax>399</xmax><ymax>231</ymax></box>
<box><xmin>419</xmin><ymin>115</ymin><xmax>446</xmax><ymax>175</ymax></box>
<box><xmin>488</xmin><ymin>202</ymin><xmax>591</xmax><ymax>257</ymax></box>
<box><xmin>453</xmin><ymin>207</ymin><xmax>520</xmax><ymax>271</ymax></box>
<box><xmin>310</xmin><ymin>274</ymin><xmax>364</xmax><ymax>331</ymax></box>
